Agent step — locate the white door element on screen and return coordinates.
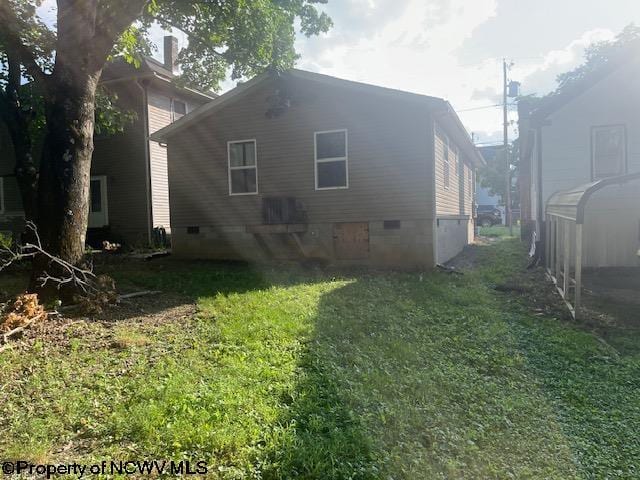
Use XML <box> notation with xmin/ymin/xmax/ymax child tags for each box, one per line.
<box><xmin>88</xmin><ymin>176</ymin><xmax>109</xmax><ymax>228</ymax></box>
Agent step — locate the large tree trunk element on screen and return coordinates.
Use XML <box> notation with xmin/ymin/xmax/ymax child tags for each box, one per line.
<box><xmin>29</xmin><ymin>64</ymin><xmax>103</xmax><ymax>297</ymax></box>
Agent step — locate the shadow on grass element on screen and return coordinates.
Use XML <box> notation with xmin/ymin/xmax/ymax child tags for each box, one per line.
<box><xmin>483</xmin><ymin>238</ymin><xmax>640</xmax><ymax>478</ymax></box>
<box><xmin>260</xmin><ymin>281</ymin><xmax>381</xmax><ymax>479</ymax></box>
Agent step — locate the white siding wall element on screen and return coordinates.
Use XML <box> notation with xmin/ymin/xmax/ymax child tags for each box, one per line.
<box><xmin>540</xmin><ymin>58</ymin><xmax>640</xmax><ymax>206</ymax></box>
<box><xmin>147</xmin><ymin>90</ymin><xmax>172</xmax><ymax>232</ymax></box>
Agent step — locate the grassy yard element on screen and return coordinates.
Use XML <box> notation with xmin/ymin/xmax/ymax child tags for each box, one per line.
<box><xmin>1</xmin><ymin>236</ymin><xmax>640</xmax><ymax>478</ymax></box>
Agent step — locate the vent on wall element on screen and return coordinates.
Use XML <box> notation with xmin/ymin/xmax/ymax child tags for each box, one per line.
<box><xmin>383</xmin><ymin>220</ymin><xmax>401</xmax><ymax>230</ymax></box>
<box><xmin>187</xmin><ymin>226</ymin><xmax>200</xmax><ymax>235</ymax></box>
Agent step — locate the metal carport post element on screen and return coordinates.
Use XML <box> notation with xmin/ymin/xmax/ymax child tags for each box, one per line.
<box><xmin>545</xmin><ymin>172</ymin><xmax>640</xmax><ymax>319</ymax></box>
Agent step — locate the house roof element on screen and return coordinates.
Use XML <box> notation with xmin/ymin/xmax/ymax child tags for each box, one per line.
<box><xmin>150</xmin><ymin>68</ymin><xmax>484</xmax><ymax>167</ymax></box>
<box><xmin>101</xmin><ymin>56</ymin><xmax>216</xmax><ymax>101</ymax></box>
<box><xmin>529</xmin><ymin>40</ymin><xmax>640</xmax><ymax>124</ymax></box>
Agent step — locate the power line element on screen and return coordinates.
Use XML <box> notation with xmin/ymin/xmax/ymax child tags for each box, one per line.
<box><xmin>456</xmin><ymin>103</ymin><xmax>517</xmax><ymax>113</ymax></box>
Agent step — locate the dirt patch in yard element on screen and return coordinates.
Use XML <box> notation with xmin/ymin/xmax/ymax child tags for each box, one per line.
<box><xmin>6</xmin><ymin>292</ymin><xmax>196</xmax><ymax>352</ymax></box>
<box><xmin>445</xmin><ymin>236</ymin><xmax>500</xmax><ymax>271</ymax></box>
<box><xmin>453</xmin><ymin>238</ymin><xmax>640</xmax><ymax>352</ymax></box>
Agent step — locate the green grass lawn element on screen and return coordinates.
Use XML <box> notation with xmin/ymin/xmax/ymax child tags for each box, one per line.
<box><xmin>1</xmin><ymin>239</ymin><xmax>640</xmax><ymax>478</ymax></box>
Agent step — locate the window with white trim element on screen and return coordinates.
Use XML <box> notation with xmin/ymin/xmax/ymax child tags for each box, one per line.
<box><xmin>228</xmin><ymin>140</ymin><xmax>258</xmax><ymax>195</ymax></box>
<box><xmin>443</xmin><ymin>136</ymin><xmax>450</xmax><ymax>189</ymax></box>
<box><xmin>172</xmin><ymin>99</ymin><xmax>187</xmax><ymax>122</ymax></box>
<box><xmin>315</xmin><ymin>130</ymin><xmax>348</xmax><ymax>189</ymax></box>
<box><xmin>592</xmin><ymin>125</ymin><xmax>626</xmax><ymax>180</ymax></box>
<box><xmin>468</xmin><ymin>167</ymin><xmax>474</xmax><ymax>198</ymax></box>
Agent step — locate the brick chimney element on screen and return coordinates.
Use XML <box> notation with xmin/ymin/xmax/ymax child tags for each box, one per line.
<box><xmin>164</xmin><ymin>35</ymin><xmax>178</xmax><ymax>74</ymax></box>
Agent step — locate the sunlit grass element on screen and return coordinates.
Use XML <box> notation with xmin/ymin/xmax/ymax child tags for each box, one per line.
<box><xmin>1</xmin><ymin>240</ymin><xmax>639</xmax><ymax>478</ymax></box>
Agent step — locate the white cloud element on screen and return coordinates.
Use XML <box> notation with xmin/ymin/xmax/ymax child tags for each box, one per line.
<box><xmin>33</xmin><ymin>0</ymin><xmax>628</xmax><ymax>140</ymax></box>
<box><xmin>514</xmin><ymin>28</ymin><xmax>616</xmax><ymax>96</ymax></box>
<box><xmin>295</xmin><ymin>0</ymin><xmax>505</xmax><ymax>137</ymax></box>
<box><xmin>293</xmin><ymin>2</ymin><xmax>625</xmax><ymax>140</ymax></box>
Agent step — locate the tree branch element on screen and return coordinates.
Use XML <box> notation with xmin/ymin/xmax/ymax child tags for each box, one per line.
<box><xmin>0</xmin><ymin>222</ymin><xmax>96</xmax><ymax>294</ymax></box>
<box><xmin>92</xmin><ymin>0</ymin><xmax>150</xmax><ymax>66</ymax></box>
<box><xmin>0</xmin><ymin>0</ymin><xmax>49</xmax><ymax>92</ymax></box>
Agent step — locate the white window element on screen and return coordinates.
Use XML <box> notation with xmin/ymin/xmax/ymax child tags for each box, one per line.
<box><xmin>443</xmin><ymin>136</ymin><xmax>450</xmax><ymax>189</ymax></box>
<box><xmin>468</xmin><ymin>168</ymin><xmax>474</xmax><ymax>198</ymax></box>
<box><xmin>315</xmin><ymin>130</ymin><xmax>348</xmax><ymax>190</ymax></box>
<box><xmin>172</xmin><ymin>99</ymin><xmax>187</xmax><ymax>122</ymax></box>
<box><xmin>228</xmin><ymin>140</ymin><xmax>258</xmax><ymax>195</ymax></box>
<box><xmin>592</xmin><ymin>125</ymin><xmax>626</xmax><ymax>180</ymax></box>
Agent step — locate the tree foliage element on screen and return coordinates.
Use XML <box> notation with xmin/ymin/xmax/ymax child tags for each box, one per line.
<box><xmin>554</xmin><ymin>24</ymin><xmax>640</xmax><ymax>97</ymax></box>
<box><xmin>478</xmin><ymin>143</ymin><xmax>519</xmax><ymax>208</ymax></box>
<box><xmin>0</xmin><ymin>0</ymin><xmax>332</xmax><ymax>297</ymax></box>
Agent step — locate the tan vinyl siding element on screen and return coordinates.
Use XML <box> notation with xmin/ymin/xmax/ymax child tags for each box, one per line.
<box><xmin>435</xmin><ymin>124</ymin><xmax>474</xmax><ymax>216</ymax></box>
<box><xmin>463</xmin><ymin>162</ymin><xmax>474</xmax><ymax>215</ymax></box>
<box><xmin>147</xmin><ymin>90</ymin><xmax>203</xmax><ymax>232</ymax></box>
<box><xmin>167</xmin><ymin>76</ymin><xmax>434</xmax><ymax>228</ymax></box>
<box><xmin>147</xmin><ymin>90</ymin><xmax>172</xmax><ymax>231</ymax></box>
<box><xmin>91</xmin><ymin>83</ymin><xmax>149</xmax><ymax>245</ymax></box>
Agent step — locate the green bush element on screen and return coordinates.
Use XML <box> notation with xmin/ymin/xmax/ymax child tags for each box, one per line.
<box><xmin>0</xmin><ymin>231</ymin><xmax>13</xmax><ymax>249</ymax></box>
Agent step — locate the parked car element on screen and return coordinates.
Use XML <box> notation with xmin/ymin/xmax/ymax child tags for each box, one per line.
<box><xmin>477</xmin><ymin>205</ymin><xmax>503</xmax><ymax>227</ymax></box>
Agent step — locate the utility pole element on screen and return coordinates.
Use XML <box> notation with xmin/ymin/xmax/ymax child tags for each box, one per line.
<box><xmin>503</xmin><ymin>58</ymin><xmax>513</xmax><ymax>235</ymax></box>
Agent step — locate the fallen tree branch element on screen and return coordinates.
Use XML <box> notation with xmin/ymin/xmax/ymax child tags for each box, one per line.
<box><xmin>1</xmin><ymin>312</ymin><xmax>47</xmax><ymax>344</ymax></box>
<box><xmin>118</xmin><ymin>290</ymin><xmax>162</xmax><ymax>300</ymax></box>
<box><xmin>0</xmin><ymin>222</ymin><xmax>97</xmax><ymax>294</ymax></box>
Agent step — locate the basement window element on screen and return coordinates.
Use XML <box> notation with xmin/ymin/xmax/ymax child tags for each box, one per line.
<box><xmin>383</xmin><ymin>220</ymin><xmax>401</xmax><ymax>230</ymax></box>
<box><xmin>315</xmin><ymin>130</ymin><xmax>348</xmax><ymax>190</ymax></box>
<box><xmin>228</xmin><ymin>140</ymin><xmax>258</xmax><ymax>195</ymax></box>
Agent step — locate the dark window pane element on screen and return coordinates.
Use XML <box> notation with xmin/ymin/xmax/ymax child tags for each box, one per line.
<box><xmin>316</xmin><ymin>131</ymin><xmax>346</xmax><ymax>159</ymax></box>
<box><xmin>229</xmin><ymin>142</ymin><xmax>256</xmax><ymax>167</ymax></box>
<box><xmin>317</xmin><ymin>160</ymin><xmax>347</xmax><ymax>189</ymax></box>
<box><xmin>173</xmin><ymin>100</ymin><xmax>187</xmax><ymax>121</ymax></box>
<box><xmin>593</xmin><ymin>126</ymin><xmax>625</xmax><ymax>178</ymax></box>
<box><xmin>90</xmin><ymin>180</ymin><xmax>101</xmax><ymax>213</ymax></box>
<box><xmin>231</xmin><ymin>168</ymin><xmax>257</xmax><ymax>194</ymax></box>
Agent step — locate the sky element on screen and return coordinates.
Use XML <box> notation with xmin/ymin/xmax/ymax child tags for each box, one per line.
<box><xmin>38</xmin><ymin>0</ymin><xmax>640</xmax><ymax>143</ymax></box>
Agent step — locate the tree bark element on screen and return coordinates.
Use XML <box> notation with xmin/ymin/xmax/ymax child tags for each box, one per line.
<box><xmin>31</xmin><ymin>72</ymin><xmax>101</xmax><ymax>296</ymax></box>
<box><xmin>0</xmin><ymin>52</ymin><xmax>38</xmax><ymax>221</ymax></box>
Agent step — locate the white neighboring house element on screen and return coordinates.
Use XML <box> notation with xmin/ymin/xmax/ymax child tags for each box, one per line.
<box><xmin>519</xmin><ymin>49</ymin><xmax>640</xmax><ymax>269</ymax></box>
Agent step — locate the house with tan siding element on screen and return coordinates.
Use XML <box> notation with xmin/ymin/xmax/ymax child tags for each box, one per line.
<box><xmin>151</xmin><ymin>70</ymin><xmax>482</xmax><ymax>268</ymax></box>
<box><xmin>0</xmin><ymin>36</ymin><xmax>212</xmax><ymax>247</ymax></box>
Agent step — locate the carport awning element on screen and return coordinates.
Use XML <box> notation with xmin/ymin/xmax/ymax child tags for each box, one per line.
<box><xmin>546</xmin><ymin>172</ymin><xmax>640</xmax><ymax>224</ymax></box>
